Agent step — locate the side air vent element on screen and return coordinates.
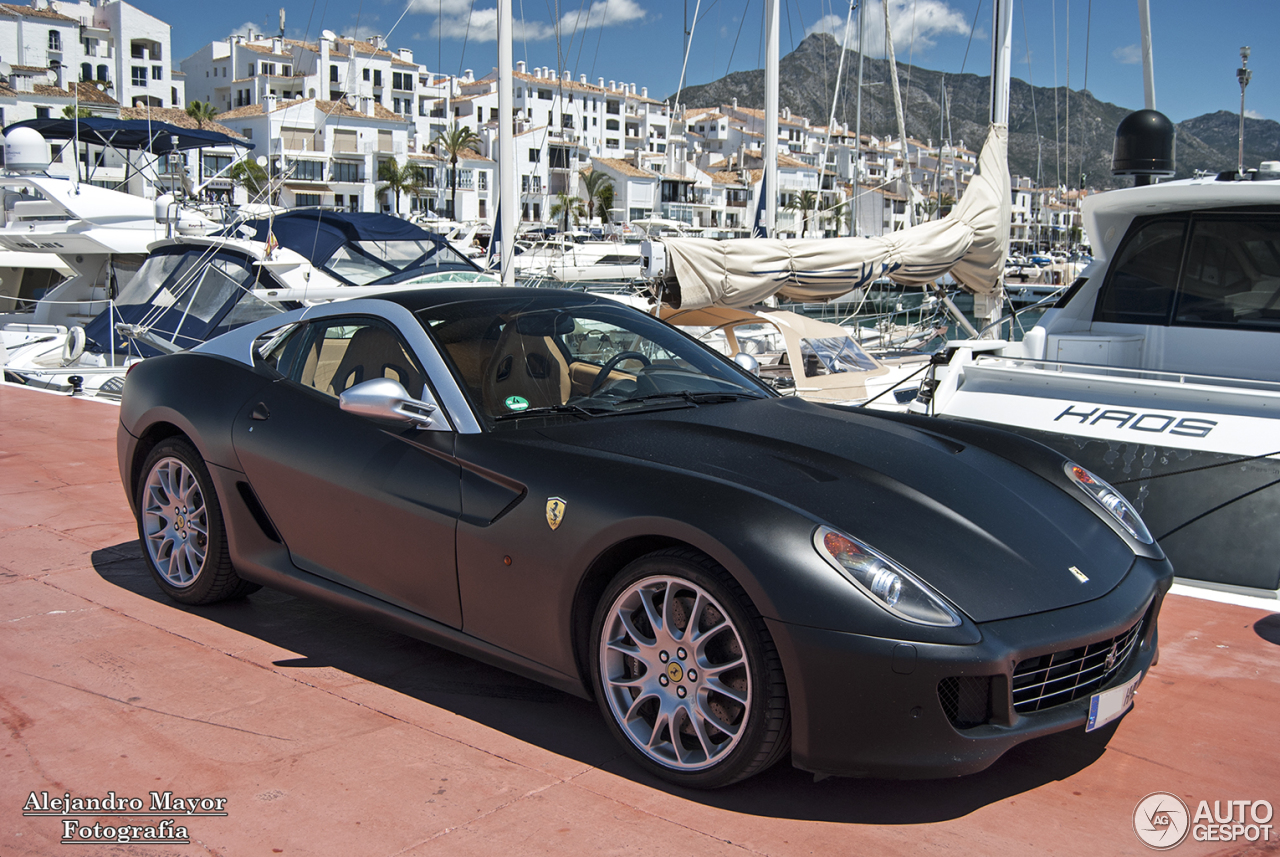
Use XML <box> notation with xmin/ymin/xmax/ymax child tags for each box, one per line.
<box><xmin>236</xmin><ymin>482</ymin><xmax>281</xmax><ymax>543</ymax></box>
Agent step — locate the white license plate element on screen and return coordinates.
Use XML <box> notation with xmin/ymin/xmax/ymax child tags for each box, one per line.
<box><xmin>1086</xmin><ymin>670</ymin><xmax>1143</xmax><ymax>732</ymax></box>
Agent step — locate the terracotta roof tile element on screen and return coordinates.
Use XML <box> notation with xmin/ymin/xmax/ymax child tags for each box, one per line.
<box><xmin>0</xmin><ymin>3</ymin><xmax>76</xmax><ymax>22</ymax></box>
<box><xmin>592</xmin><ymin>157</ymin><xmax>658</xmax><ymax>179</ymax></box>
<box><xmin>121</xmin><ymin>105</ymin><xmax>246</xmax><ymax>139</ymax></box>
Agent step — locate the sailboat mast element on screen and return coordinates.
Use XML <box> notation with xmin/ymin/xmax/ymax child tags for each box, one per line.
<box><xmin>883</xmin><ymin>1</ymin><xmax>911</xmax><ymax>227</ymax></box>
<box><xmin>853</xmin><ymin>2</ymin><xmax>864</xmax><ymax>236</ymax></box>
<box><xmin>1138</xmin><ymin>0</ymin><xmax>1156</xmax><ymax>109</ymax></box>
<box><xmin>764</xmin><ymin>0</ymin><xmax>779</xmax><ymax>235</ymax></box>
<box><xmin>497</xmin><ymin>0</ymin><xmax>516</xmax><ymax>285</ymax></box>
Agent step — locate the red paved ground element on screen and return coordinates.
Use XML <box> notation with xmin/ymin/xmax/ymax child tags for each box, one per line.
<box><xmin>2</xmin><ymin>382</ymin><xmax>1277</xmax><ymax>856</ymax></box>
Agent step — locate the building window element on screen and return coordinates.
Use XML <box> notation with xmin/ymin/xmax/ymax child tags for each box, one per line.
<box><xmin>561</xmin><ymin>114</ymin><xmax>573</xmax><ymax>129</ymax></box>
<box><xmin>264</xmin><ymin>63</ymin><xmax>275</xmax><ymax>76</ymax></box>
<box><xmin>247</xmin><ymin>63</ymin><xmax>254</xmax><ymax>77</ymax></box>
<box><xmin>537</xmin><ymin>88</ymin><xmax>552</xmax><ymax>100</ymax></box>
<box><xmin>605</xmin><ymin>118</ymin><xmax>619</xmax><ymax>131</ymax></box>
<box><xmin>331</xmin><ymin>160</ymin><xmax>361</xmax><ymax>182</ymax></box>
<box><xmin>80</xmin><ymin>62</ymin><xmax>91</xmax><ymax>82</ymax></box>
<box><xmin>457</xmin><ymin>169</ymin><xmax>473</xmax><ymax>190</ymax></box>
<box><xmin>35</xmin><ymin>107</ymin><xmax>49</xmax><ymax>119</ymax></box>
<box><xmin>528</xmin><ymin>148</ymin><xmax>540</xmax><ymax>163</ymax></box>
<box><xmin>478</xmin><ymin>199</ymin><xmax>486</xmax><ymax>218</ymax></box>
<box><xmin>477</xmin><ymin>171</ymin><xmax>487</xmax><ymax>191</ymax></box>
<box><xmin>83</xmin><ymin>37</ymin><xmax>96</xmax><ymax>56</ymax></box>
<box><xmin>288</xmin><ymin>159</ymin><xmax>325</xmax><ymax>181</ymax></box>
<box><xmin>295</xmin><ymin>193</ymin><xmax>321</xmax><ymax>207</ymax></box>
<box><xmin>282</xmin><ymin>65</ymin><xmax>291</xmax><ymax>76</ymax></box>
<box><xmin>362</xmin><ymin>68</ymin><xmax>370</xmax><ymax>81</ymax></box>
<box><xmin>330</xmin><ymin>65</ymin><xmax>339</xmax><ymax>82</ymax></box>
<box><xmin>48</xmin><ymin>30</ymin><xmax>61</xmax><ymax>51</ymax></box>
<box><xmin>131</xmin><ymin>67</ymin><xmax>147</xmax><ymax>86</ymax></box>
<box><xmin>372</xmin><ymin>70</ymin><xmax>381</xmax><ymax>87</ymax></box>
<box><xmin>97</xmin><ymin>64</ymin><xmax>108</xmax><ymax>82</ymax></box>
<box><xmin>606</xmin><ymin>100</ymin><xmax>619</xmax><ymax>115</ymax></box>
<box><xmin>152</xmin><ymin>65</ymin><xmax>162</xmax><ymax>81</ymax></box>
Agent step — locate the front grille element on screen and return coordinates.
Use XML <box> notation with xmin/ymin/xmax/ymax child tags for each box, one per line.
<box><xmin>1012</xmin><ymin>618</ymin><xmax>1145</xmax><ymax>713</ymax></box>
<box><xmin>938</xmin><ymin>675</ymin><xmax>993</xmax><ymax>728</ymax></box>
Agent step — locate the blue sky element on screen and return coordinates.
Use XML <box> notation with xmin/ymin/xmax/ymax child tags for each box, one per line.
<box><xmin>153</xmin><ymin>0</ymin><xmax>1277</xmax><ymax>127</ymax></box>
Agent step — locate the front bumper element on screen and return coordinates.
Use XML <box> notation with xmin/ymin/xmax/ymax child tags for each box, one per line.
<box><xmin>768</xmin><ymin>555</ymin><xmax>1171</xmax><ymax>779</ymax></box>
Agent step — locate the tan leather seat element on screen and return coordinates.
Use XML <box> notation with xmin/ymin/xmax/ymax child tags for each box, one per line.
<box><xmin>482</xmin><ymin>323</ymin><xmax>570</xmax><ymax>414</ymax></box>
<box><xmin>329</xmin><ymin>325</ymin><xmax>423</xmax><ymax>397</ymax></box>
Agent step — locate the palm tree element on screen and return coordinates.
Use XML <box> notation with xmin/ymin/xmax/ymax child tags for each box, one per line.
<box><xmin>228</xmin><ymin>158</ymin><xmax>270</xmax><ymax>203</ymax></box>
<box><xmin>827</xmin><ymin>199</ymin><xmax>850</xmax><ymax>236</ymax></box>
<box><xmin>785</xmin><ymin>190</ymin><xmax>820</xmax><ymax>236</ymax></box>
<box><xmin>595</xmin><ymin>183</ymin><xmax>614</xmax><ymax>225</ymax></box>
<box><xmin>430</xmin><ymin>124</ymin><xmax>481</xmax><ymax>219</ymax></box>
<box><xmin>549</xmin><ymin>193</ymin><xmax>586</xmax><ymax>231</ymax></box>
<box><xmin>377</xmin><ymin>158</ymin><xmax>427</xmax><ymax>215</ymax></box>
<box><xmin>185</xmin><ymin>100</ymin><xmax>218</xmax><ymax>128</ymax></box>
<box><xmin>581</xmin><ymin>170</ymin><xmax>613</xmax><ymax>224</ymax></box>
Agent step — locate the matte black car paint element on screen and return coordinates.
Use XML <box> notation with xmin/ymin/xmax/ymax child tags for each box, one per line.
<box><xmin>117</xmin><ymin>289</ymin><xmax>1174</xmax><ymax>778</ymax></box>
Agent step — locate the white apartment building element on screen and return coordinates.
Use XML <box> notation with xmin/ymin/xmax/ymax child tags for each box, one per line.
<box><xmin>0</xmin><ymin>0</ymin><xmax>180</xmax><ymax>126</ymax></box>
<box><xmin>216</xmin><ymin>96</ymin><xmax>409</xmax><ymax>210</ymax></box>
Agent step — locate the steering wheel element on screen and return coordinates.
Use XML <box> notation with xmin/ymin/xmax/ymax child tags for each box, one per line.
<box><xmin>588</xmin><ymin>351</ymin><xmax>651</xmax><ymax>394</ymax></box>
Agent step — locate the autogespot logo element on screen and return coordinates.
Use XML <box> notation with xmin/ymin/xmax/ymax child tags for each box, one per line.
<box><xmin>1134</xmin><ymin>792</ymin><xmax>1190</xmax><ymax>850</ymax></box>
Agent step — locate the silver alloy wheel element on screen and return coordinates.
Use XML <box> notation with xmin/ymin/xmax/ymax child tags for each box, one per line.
<box><xmin>599</xmin><ymin>575</ymin><xmax>752</xmax><ymax>771</ymax></box>
<box><xmin>142</xmin><ymin>456</ymin><xmax>209</xmax><ymax>588</ymax></box>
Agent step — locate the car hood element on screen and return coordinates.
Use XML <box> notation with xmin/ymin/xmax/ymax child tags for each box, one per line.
<box><xmin>539</xmin><ymin>397</ymin><xmax>1135</xmax><ymax>623</ymax></box>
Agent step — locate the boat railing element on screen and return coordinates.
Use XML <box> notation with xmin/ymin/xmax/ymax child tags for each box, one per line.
<box><xmin>972</xmin><ymin>354</ymin><xmax>1280</xmax><ymax>394</ymax></box>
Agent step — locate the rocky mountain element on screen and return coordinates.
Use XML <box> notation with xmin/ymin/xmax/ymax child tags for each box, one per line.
<box><xmin>674</xmin><ymin>33</ymin><xmax>1280</xmax><ymax>190</ymax></box>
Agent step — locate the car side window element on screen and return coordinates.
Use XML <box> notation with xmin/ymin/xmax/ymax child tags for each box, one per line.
<box><xmin>291</xmin><ymin>318</ymin><xmax>426</xmax><ymax>400</ymax></box>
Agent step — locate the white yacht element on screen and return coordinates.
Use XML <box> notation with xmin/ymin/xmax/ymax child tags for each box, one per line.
<box><xmin>912</xmin><ymin>111</ymin><xmax>1280</xmax><ymax>596</ymax></box>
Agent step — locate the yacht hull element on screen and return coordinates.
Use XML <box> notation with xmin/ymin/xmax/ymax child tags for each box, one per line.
<box><xmin>955</xmin><ymin>419</ymin><xmax>1280</xmax><ymax>593</ymax></box>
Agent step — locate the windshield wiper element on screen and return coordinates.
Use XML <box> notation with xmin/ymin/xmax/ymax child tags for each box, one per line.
<box><xmin>492</xmin><ymin>403</ymin><xmax>610</xmax><ymax>421</ymax></box>
<box><xmin>615</xmin><ymin>391</ymin><xmax>765</xmax><ymax>407</ymax></box>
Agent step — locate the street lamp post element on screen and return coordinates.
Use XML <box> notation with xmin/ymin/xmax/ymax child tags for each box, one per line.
<box><xmin>1237</xmin><ymin>46</ymin><xmax>1252</xmax><ymax>175</ymax></box>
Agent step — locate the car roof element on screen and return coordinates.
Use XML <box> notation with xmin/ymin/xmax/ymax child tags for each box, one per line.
<box><xmin>376</xmin><ymin>287</ymin><xmax>626</xmax><ymax>314</ymax></box>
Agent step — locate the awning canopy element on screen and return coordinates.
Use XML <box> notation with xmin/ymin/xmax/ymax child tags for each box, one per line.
<box><xmin>2</xmin><ymin>118</ymin><xmax>254</xmax><ymax>152</ymax></box>
<box><xmin>234</xmin><ymin>210</ymin><xmax>447</xmax><ymax>268</ymax></box>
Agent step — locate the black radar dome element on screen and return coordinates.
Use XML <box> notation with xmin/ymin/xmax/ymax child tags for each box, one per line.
<box><xmin>1112</xmin><ymin>109</ymin><xmax>1176</xmax><ymax>183</ymax></box>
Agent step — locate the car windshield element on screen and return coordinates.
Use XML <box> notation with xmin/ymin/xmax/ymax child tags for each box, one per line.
<box><xmin>416</xmin><ymin>294</ymin><xmax>772</xmax><ymax>427</ymax></box>
<box><xmin>324</xmin><ymin>239</ymin><xmax>477</xmax><ymax>286</ymax></box>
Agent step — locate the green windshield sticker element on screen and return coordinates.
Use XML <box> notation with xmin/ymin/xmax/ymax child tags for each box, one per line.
<box><xmin>504</xmin><ymin>396</ymin><xmax>530</xmax><ymax>411</ymax></box>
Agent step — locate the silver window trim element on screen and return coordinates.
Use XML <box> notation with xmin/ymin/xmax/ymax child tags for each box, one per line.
<box><xmin>193</xmin><ymin>298</ymin><xmax>483</xmax><ymax>434</ymax></box>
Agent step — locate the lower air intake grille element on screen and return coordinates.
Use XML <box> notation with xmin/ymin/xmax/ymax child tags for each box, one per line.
<box><xmin>938</xmin><ymin>675</ymin><xmax>993</xmax><ymax>728</ymax></box>
<box><xmin>1012</xmin><ymin>618</ymin><xmax>1144</xmax><ymax>714</ymax></box>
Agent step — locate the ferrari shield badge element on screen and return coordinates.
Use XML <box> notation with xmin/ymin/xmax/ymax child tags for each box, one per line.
<box><xmin>546</xmin><ymin>497</ymin><xmax>567</xmax><ymax>531</ymax></box>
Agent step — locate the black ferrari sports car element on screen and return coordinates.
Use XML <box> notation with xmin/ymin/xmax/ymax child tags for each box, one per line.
<box><xmin>117</xmin><ymin>287</ymin><xmax>1172</xmax><ymax>788</ymax></box>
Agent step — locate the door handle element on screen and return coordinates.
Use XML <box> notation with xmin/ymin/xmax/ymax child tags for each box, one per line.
<box><xmin>250</xmin><ymin>402</ymin><xmax>271</xmax><ymax>421</ymax></box>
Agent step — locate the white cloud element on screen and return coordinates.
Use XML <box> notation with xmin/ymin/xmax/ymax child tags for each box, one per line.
<box><xmin>1245</xmin><ymin>109</ymin><xmax>1264</xmax><ymax>120</ymax></box>
<box><xmin>410</xmin><ymin>0</ymin><xmax>646</xmax><ymax>44</ymax></box>
<box><xmin>1113</xmin><ymin>44</ymin><xmax>1142</xmax><ymax>65</ymax></box>
<box><xmin>226</xmin><ymin>21</ymin><xmax>258</xmax><ymax>39</ymax></box>
<box><xmin>807</xmin><ymin>0</ymin><xmax>970</xmax><ymax>59</ymax></box>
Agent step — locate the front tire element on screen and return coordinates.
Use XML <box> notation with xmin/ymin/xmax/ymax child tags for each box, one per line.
<box><xmin>589</xmin><ymin>548</ymin><xmax>790</xmax><ymax>788</ymax></box>
<box><xmin>136</xmin><ymin>437</ymin><xmax>258</xmax><ymax>605</ymax></box>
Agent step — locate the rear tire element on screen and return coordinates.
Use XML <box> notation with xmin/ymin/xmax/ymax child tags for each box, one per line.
<box><xmin>136</xmin><ymin>437</ymin><xmax>259</xmax><ymax>605</ymax></box>
<box><xmin>589</xmin><ymin>548</ymin><xmax>790</xmax><ymax>788</ymax></box>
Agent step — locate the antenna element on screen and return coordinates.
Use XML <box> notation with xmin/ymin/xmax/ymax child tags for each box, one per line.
<box><xmin>321</xmin><ymin>29</ymin><xmax>336</xmax><ymax>42</ymax></box>
<box><xmin>278</xmin><ymin>7</ymin><xmax>285</xmax><ymax>38</ymax></box>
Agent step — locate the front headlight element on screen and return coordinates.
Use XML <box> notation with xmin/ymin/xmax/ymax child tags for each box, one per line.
<box><xmin>1064</xmin><ymin>462</ymin><xmax>1155</xmax><ymax>544</ymax></box>
<box><xmin>814</xmin><ymin>526</ymin><xmax>962</xmax><ymax>627</ymax></box>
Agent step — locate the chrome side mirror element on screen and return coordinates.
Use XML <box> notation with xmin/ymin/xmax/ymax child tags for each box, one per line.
<box><xmin>731</xmin><ymin>352</ymin><xmax>760</xmax><ymax>375</ymax></box>
<box><xmin>339</xmin><ymin>377</ymin><xmax>443</xmax><ymax>429</ymax></box>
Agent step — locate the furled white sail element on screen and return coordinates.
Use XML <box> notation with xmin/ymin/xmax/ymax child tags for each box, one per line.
<box><xmin>659</xmin><ymin>123</ymin><xmax>1010</xmax><ymax>309</ymax></box>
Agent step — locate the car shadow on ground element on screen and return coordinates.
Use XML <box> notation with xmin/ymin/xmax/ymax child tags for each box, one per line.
<box><xmin>1255</xmin><ymin>614</ymin><xmax>1280</xmax><ymax>645</ymax></box>
<box><xmin>93</xmin><ymin>541</ymin><xmax>1119</xmax><ymax>825</ymax></box>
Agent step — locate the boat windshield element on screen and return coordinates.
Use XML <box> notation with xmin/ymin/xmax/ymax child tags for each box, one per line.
<box><xmin>799</xmin><ymin>336</ymin><xmax>880</xmax><ymax>376</ymax></box>
<box><xmin>324</xmin><ymin>239</ymin><xmax>476</xmax><ymax>286</ymax></box>
<box><xmin>417</xmin><ymin>294</ymin><xmax>772</xmax><ymax>428</ymax></box>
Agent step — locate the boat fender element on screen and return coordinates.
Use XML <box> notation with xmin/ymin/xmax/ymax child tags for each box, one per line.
<box><xmin>61</xmin><ymin>326</ymin><xmax>86</xmax><ymax>366</ymax></box>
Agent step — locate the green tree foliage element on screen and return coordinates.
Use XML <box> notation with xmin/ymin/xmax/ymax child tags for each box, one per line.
<box><xmin>430</xmin><ymin>124</ymin><xmax>481</xmax><ymax>219</ymax></box>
